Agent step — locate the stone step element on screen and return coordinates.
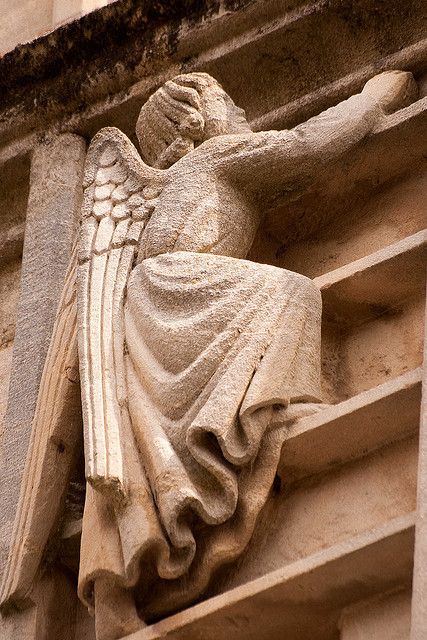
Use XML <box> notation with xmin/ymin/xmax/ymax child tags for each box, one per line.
<box><xmin>316</xmin><ymin>228</ymin><xmax>427</xmax><ymax>324</ymax></box>
<box><xmin>130</xmin><ymin>512</ymin><xmax>415</xmax><ymax>640</ymax></box>
<box><xmin>278</xmin><ymin>367</ymin><xmax>422</xmax><ymax>483</ymax></box>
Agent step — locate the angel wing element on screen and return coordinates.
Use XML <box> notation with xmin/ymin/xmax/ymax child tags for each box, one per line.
<box><xmin>0</xmin><ymin>128</ymin><xmax>164</xmax><ymax>610</ymax></box>
<box><xmin>78</xmin><ymin>127</ymin><xmax>165</xmax><ymax>503</ymax></box>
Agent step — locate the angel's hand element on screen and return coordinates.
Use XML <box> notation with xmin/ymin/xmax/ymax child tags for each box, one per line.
<box><xmin>271</xmin><ymin>402</ymin><xmax>329</xmax><ymax>426</ymax></box>
<box><xmin>362</xmin><ymin>70</ymin><xmax>418</xmax><ymax>115</ymax></box>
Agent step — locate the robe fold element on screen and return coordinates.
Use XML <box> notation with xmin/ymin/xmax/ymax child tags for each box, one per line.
<box><xmin>78</xmin><ymin>250</ymin><xmax>322</xmax><ymax>620</ymax></box>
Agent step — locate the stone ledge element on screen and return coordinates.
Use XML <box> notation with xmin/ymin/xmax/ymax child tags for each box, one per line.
<box><xmin>316</xmin><ymin>228</ymin><xmax>427</xmax><ymax>324</ymax></box>
<box><xmin>127</xmin><ymin>512</ymin><xmax>415</xmax><ymax>640</ymax></box>
<box><xmin>0</xmin><ymin>0</ymin><xmax>256</xmax><ymax>146</ymax></box>
<box><xmin>251</xmin><ymin>38</ymin><xmax>427</xmax><ymax>131</ymax></box>
<box><xmin>0</xmin><ymin>1</ymin><xmax>426</xmax><ymax>161</ymax></box>
<box><xmin>278</xmin><ymin>367</ymin><xmax>422</xmax><ymax>483</ymax></box>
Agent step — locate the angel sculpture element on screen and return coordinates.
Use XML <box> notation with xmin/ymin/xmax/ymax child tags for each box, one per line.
<box><xmin>0</xmin><ymin>70</ymin><xmax>417</xmax><ymax>639</ymax></box>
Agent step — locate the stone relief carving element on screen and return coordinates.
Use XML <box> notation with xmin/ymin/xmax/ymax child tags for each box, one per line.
<box><xmin>0</xmin><ymin>70</ymin><xmax>417</xmax><ymax>639</ymax></box>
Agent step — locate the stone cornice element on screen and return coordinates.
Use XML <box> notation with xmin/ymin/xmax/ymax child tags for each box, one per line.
<box><xmin>0</xmin><ymin>0</ymin><xmax>255</xmax><ymax>145</ymax></box>
<box><xmin>1</xmin><ymin>0</ymin><xmax>426</xmax><ymax>155</ymax></box>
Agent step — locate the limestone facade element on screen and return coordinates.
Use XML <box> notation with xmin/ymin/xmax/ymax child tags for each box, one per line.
<box><xmin>0</xmin><ymin>1</ymin><xmax>426</xmax><ymax>639</ymax></box>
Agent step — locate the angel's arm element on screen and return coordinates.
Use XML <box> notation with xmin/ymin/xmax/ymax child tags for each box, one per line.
<box><xmin>219</xmin><ymin>71</ymin><xmax>417</xmax><ymax>193</ymax></box>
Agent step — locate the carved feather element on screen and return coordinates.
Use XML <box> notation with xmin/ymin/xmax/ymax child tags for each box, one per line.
<box><xmin>78</xmin><ymin>127</ymin><xmax>164</xmax><ymax>503</ymax></box>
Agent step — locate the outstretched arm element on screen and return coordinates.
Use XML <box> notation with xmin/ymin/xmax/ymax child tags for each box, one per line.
<box><xmin>220</xmin><ymin>71</ymin><xmax>417</xmax><ymax>192</ymax></box>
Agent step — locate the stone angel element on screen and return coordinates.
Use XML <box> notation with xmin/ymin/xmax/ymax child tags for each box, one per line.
<box><xmin>0</xmin><ymin>70</ymin><xmax>417</xmax><ymax>640</ymax></box>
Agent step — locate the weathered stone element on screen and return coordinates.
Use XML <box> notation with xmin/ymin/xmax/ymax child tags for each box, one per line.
<box><xmin>0</xmin><ymin>2</ymin><xmax>426</xmax><ymax>639</ymax></box>
<box><xmin>0</xmin><ymin>133</ymin><xmax>86</xmax><ymax>581</ymax></box>
<box><xmin>340</xmin><ymin>590</ymin><xmax>411</xmax><ymax>640</ymax></box>
<box><xmin>122</xmin><ymin>514</ymin><xmax>416</xmax><ymax>640</ymax></box>
<box><xmin>4</xmin><ymin>69</ymin><xmax>423</xmax><ymax>640</ymax></box>
<box><xmin>410</xmin><ymin>299</ymin><xmax>427</xmax><ymax>640</ymax></box>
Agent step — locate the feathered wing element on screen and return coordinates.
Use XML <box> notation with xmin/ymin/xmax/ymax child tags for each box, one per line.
<box><xmin>0</xmin><ymin>127</ymin><xmax>163</xmax><ymax>610</ymax></box>
<box><xmin>78</xmin><ymin>127</ymin><xmax>164</xmax><ymax>503</ymax></box>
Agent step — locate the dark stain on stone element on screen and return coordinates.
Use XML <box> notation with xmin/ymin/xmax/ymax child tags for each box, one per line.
<box><xmin>272</xmin><ymin>473</ymin><xmax>282</xmax><ymax>494</ymax></box>
<box><xmin>57</xmin><ymin>440</ymin><xmax>66</xmax><ymax>454</ymax></box>
<box><xmin>223</xmin><ymin>0</ymin><xmax>254</xmax><ymax>10</ymax></box>
<box><xmin>0</xmin><ymin>0</ymin><xmax>254</xmax><ymax>147</ymax></box>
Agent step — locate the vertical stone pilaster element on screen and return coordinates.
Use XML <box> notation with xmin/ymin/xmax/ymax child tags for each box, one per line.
<box><xmin>410</xmin><ymin>292</ymin><xmax>427</xmax><ymax>640</ymax></box>
<box><xmin>0</xmin><ymin>133</ymin><xmax>86</xmax><ymax>577</ymax></box>
<box><xmin>1</xmin><ymin>569</ymin><xmax>79</xmax><ymax>640</ymax></box>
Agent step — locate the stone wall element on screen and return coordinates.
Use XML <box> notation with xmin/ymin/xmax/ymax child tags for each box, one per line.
<box><xmin>0</xmin><ymin>1</ymin><xmax>426</xmax><ymax>639</ymax></box>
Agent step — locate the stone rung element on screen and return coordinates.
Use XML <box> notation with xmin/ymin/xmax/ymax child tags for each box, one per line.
<box><xmin>316</xmin><ymin>229</ymin><xmax>427</xmax><ymax>324</ymax></box>
<box><xmin>278</xmin><ymin>367</ymin><xmax>422</xmax><ymax>483</ymax></box>
<box><xmin>128</xmin><ymin>512</ymin><xmax>415</xmax><ymax>640</ymax></box>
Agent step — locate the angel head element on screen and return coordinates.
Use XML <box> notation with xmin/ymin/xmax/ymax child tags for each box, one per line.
<box><xmin>136</xmin><ymin>72</ymin><xmax>251</xmax><ymax>169</ymax></box>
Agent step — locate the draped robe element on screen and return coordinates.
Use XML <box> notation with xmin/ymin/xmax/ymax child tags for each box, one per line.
<box><xmin>79</xmin><ymin>248</ymin><xmax>322</xmax><ymax>620</ymax></box>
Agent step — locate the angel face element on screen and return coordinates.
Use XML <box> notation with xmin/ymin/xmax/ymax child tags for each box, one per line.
<box><xmin>136</xmin><ymin>72</ymin><xmax>251</xmax><ymax>169</ymax></box>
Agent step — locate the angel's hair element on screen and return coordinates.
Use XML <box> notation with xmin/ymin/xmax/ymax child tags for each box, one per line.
<box><xmin>136</xmin><ymin>72</ymin><xmax>251</xmax><ymax>169</ymax></box>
